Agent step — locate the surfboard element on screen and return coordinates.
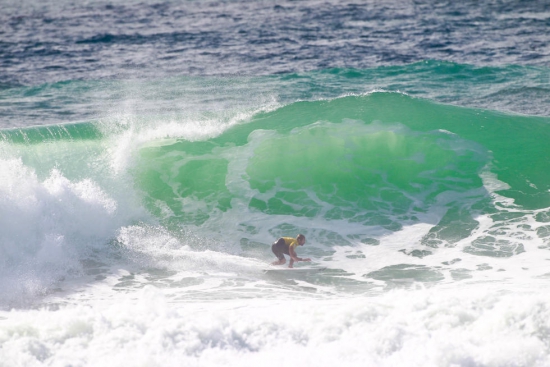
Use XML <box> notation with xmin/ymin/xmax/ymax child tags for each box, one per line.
<box><xmin>263</xmin><ymin>267</ymin><xmax>327</xmax><ymax>275</ymax></box>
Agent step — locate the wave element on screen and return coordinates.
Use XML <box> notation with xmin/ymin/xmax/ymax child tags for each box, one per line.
<box><xmin>1</xmin><ymin>92</ymin><xmax>550</xmax><ymax>306</ymax></box>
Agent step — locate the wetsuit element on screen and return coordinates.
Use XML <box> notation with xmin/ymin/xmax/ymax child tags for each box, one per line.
<box><xmin>271</xmin><ymin>237</ymin><xmax>299</xmax><ymax>261</ymax></box>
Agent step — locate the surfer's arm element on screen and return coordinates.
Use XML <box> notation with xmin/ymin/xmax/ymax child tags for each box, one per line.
<box><xmin>289</xmin><ymin>246</ymin><xmax>301</xmax><ymax>261</ymax></box>
<box><xmin>289</xmin><ymin>247</ymin><xmax>310</xmax><ymax>262</ymax></box>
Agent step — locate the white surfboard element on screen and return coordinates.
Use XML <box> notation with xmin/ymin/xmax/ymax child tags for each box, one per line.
<box><xmin>263</xmin><ymin>267</ymin><xmax>327</xmax><ymax>275</ymax></box>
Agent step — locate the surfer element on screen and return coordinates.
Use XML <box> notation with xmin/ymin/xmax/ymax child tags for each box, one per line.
<box><xmin>271</xmin><ymin>234</ymin><xmax>311</xmax><ymax>268</ymax></box>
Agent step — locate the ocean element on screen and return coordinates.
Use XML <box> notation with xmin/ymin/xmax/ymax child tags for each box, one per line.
<box><xmin>1</xmin><ymin>0</ymin><xmax>550</xmax><ymax>366</ymax></box>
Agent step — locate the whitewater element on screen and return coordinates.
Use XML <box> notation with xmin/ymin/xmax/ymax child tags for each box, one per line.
<box><xmin>2</xmin><ymin>1</ymin><xmax>550</xmax><ymax>366</ymax></box>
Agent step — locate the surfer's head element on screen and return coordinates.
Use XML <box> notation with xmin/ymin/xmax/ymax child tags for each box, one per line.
<box><xmin>297</xmin><ymin>234</ymin><xmax>306</xmax><ymax>246</ymax></box>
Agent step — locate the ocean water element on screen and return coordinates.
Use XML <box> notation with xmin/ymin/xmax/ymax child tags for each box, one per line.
<box><xmin>2</xmin><ymin>0</ymin><xmax>550</xmax><ymax>366</ymax></box>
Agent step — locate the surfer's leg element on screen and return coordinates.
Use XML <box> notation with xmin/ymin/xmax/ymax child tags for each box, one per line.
<box><xmin>271</xmin><ymin>240</ymin><xmax>286</xmax><ymax>265</ymax></box>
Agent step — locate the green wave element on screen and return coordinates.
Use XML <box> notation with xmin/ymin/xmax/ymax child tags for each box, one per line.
<box><xmin>135</xmin><ymin>92</ymin><xmax>550</xmax><ymax>232</ymax></box>
<box><xmin>2</xmin><ymin>90</ymin><xmax>550</xmax><ymax>256</ymax></box>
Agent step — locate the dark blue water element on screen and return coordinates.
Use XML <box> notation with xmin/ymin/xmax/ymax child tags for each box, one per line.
<box><xmin>2</xmin><ymin>0</ymin><xmax>550</xmax><ymax>87</ymax></box>
<box><xmin>2</xmin><ymin>0</ymin><xmax>550</xmax><ymax>129</ymax></box>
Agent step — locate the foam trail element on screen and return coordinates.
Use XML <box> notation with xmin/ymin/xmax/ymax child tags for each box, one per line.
<box><xmin>2</xmin><ymin>286</ymin><xmax>550</xmax><ymax>367</ymax></box>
